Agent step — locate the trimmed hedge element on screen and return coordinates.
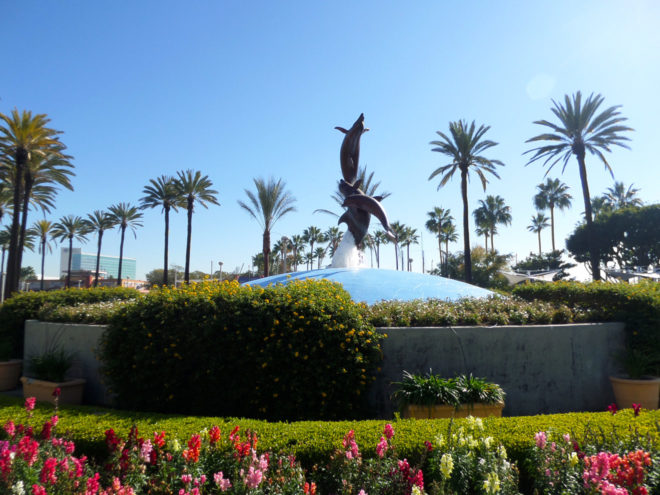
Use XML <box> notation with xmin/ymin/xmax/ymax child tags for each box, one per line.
<box><xmin>0</xmin><ymin>287</ymin><xmax>140</xmax><ymax>358</ymax></box>
<box><xmin>99</xmin><ymin>279</ymin><xmax>382</xmax><ymax>421</ymax></box>
<box><xmin>1</xmin><ymin>395</ymin><xmax>657</xmax><ymax>491</ymax></box>
<box><xmin>513</xmin><ymin>281</ymin><xmax>660</xmax><ymax>375</ymax></box>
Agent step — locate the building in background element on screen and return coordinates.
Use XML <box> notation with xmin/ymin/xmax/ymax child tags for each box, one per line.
<box><xmin>60</xmin><ymin>248</ymin><xmax>136</xmax><ymax>280</ymax></box>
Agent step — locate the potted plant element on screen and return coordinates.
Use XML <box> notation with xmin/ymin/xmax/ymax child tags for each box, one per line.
<box><xmin>21</xmin><ymin>347</ymin><xmax>86</xmax><ymax>405</ymax></box>
<box><xmin>0</xmin><ymin>339</ymin><xmax>22</xmax><ymax>391</ymax></box>
<box><xmin>392</xmin><ymin>371</ymin><xmax>505</xmax><ymax>419</ymax></box>
<box><xmin>609</xmin><ymin>348</ymin><xmax>660</xmax><ymax>410</ymax></box>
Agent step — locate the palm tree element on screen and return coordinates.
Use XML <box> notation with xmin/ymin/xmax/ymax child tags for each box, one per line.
<box><xmin>315</xmin><ymin>165</ymin><xmax>391</xmax><ymax>217</ymax></box>
<box><xmin>174</xmin><ymin>170</ymin><xmax>220</xmax><ymax>283</ymax></box>
<box><xmin>390</xmin><ymin>221</ymin><xmax>406</xmax><ymax>270</ymax></box>
<box><xmin>439</xmin><ymin>222</ymin><xmax>458</xmax><ymax>277</ymax></box>
<box><xmin>52</xmin><ymin>215</ymin><xmax>89</xmax><ymax>288</ymax></box>
<box><xmin>238</xmin><ymin>177</ymin><xmax>296</xmax><ymax>277</ymax></box>
<box><xmin>324</xmin><ymin>226</ymin><xmax>343</xmax><ymax>258</ymax></box>
<box><xmin>527</xmin><ymin>213</ymin><xmax>550</xmax><ymax>256</ymax></box>
<box><xmin>0</xmin><ymin>183</ymin><xmax>13</xmax><ymax>224</ymax></box>
<box><xmin>603</xmin><ymin>181</ymin><xmax>643</xmax><ymax>210</ymax></box>
<box><xmin>84</xmin><ymin>210</ymin><xmax>116</xmax><ymax>287</ymax></box>
<box><xmin>0</xmin><ymin>228</ymin><xmax>10</xmax><ymax>299</ymax></box>
<box><xmin>429</xmin><ymin>120</ymin><xmax>504</xmax><ymax>283</ymax></box>
<box><xmin>371</xmin><ymin>230</ymin><xmax>389</xmax><ymax>268</ymax></box>
<box><xmin>302</xmin><ymin>226</ymin><xmax>324</xmax><ymax>261</ymax></box>
<box><xmin>474</xmin><ymin>220</ymin><xmax>490</xmax><ymax>251</ymax></box>
<box><xmin>140</xmin><ymin>175</ymin><xmax>182</xmax><ymax>286</ymax></box>
<box><xmin>425</xmin><ymin>207</ymin><xmax>454</xmax><ymax>269</ymax></box>
<box><xmin>534</xmin><ymin>178</ymin><xmax>572</xmax><ymax>252</ymax></box>
<box><xmin>315</xmin><ymin>246</ymin><xmax>327</xmax><ymax>269</ymax></box>
<box><xmin>31</xmin><ymin>219</ymin><xmax>55</xmax><ymax>290</ymax></box>
<box><xmin>525</xmin><ymin>92</ymin><xmax>633</xmax><ymax>280</ymax></box>
<box><xmin>290</xmin><ymin>234</ymin><xmax>305</xmax><ymax>272</ymax></box>
<box><xmin>0</xmin><ymin>110</ymin><xmax>71</xmax><ymax>296</ymax></box>
<box><xmin>108</xmin><ymin>203</ymin><xmax>143</xmax><ymax>286</ymax></box>
<box><xmin>401</xmin><ymin>226</ymin><xmax>419</xmax><ymax>271</ymax></box>
<box><xmin>304</xmin><ymin>252</ymin><xmax>314</xmax><ymax>271</ymax></box>
<box><xmin>473</xmin><ymin>195</ymin><xmax>511</xmax><ymax>252</ymax></box>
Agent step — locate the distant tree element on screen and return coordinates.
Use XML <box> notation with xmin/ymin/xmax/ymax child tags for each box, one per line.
<box><xmin>389</xmin><ymin>221</ymin><xmax>406</xmax><ymax>270</ymax></box>
<box><xmin>429</xmin><ymin>120</ymin><xmax>504</xmax><ymax>283</ymax></box>
<box><xmin>251</xmin><ymin>252</ymin><xmax>265</xmax><ymax>276</ymax></box>
<box><xmin>473</xmin><ymin>195</ymin><xmax>511</xmax><ymax>252</ymax></box>
<box><xmin>304</xmin><ymin>251</ymin><xmax>314</xmax><ymax>271</ymax></box>
<box><xmin>432</xmin><ymin>246</ymin><xmax>510</xmax><ymax>289</ymax></box>
<box><xmin>140</xmin><ymin>175</ymin><xmax>182</xmax><ymax>286</ymax></box>
<box><xmin>315</xmin><ymin>246</ymin><xmax>327</xmax><ymax>269</ymax></box>
<box><xmin>289</xmin><ymin>234</ymin><xmax>305</xmax><ymax>272</ymax></box>
<box><xmin>527</xmin><ymin>212</ymin><xmax>550</xmax><ymax>256</ymax></box>
<box><xmin>603</xmin><ymin>181</ymin><xmax>643</xmax><ymax>210</ymax></box>
<box><xmin>371</xmin><ymin>230</ymin><xmax>389</xmax><ymax>268</ymax></box>
<box><xmin>19</xmin><ymin>266</ymin><xmax>36</xmax><ymax>281</ymax></box>
<box><xmin>145</xmin><ymin>268</ymin><xmax>181</xmax><ymax>287</ymax></box>
<box><xmin>526</xmin><ymin>92</ymin><xmax>633</xmax><ymax>280</ymax></box>
<box><xmin>84</xmin><ymin>210</ymin><xmax>116</xmax><ymax>287</ymax></box>
<box><xmin>534</xmin><ymin>178</ymin><xmax>572</xmax><ymax>252</ymax></box>
<box><xmin>439</xmin><ymin>222</ymin><xmax>458</xmax><ymax>277</ymax></box>
<box><xmin>52</xmin><ymin>215</ymin><xmax>89</xmax><ymax>288</ymax></box>
<box><xmin>238</xmin><ymin>177</ymin><xmax>296</xmax><ymax>277</ymax></box>
<box><xmin>425</xmin><ymin>207</ymin><xmax>454</xmax><ymax>270</ymax></box>
<box><xmin>512</xmin><ymin>250</ymin><xmax>576</xmax><ymax>280</ymax></box>
<box><xmin>175</xmin><ymin>170</ymin><xmax>219</xmax><ymax>283</ymax></box>
<box><xmin>302</xmin><ymin>226</ymin><xmax>324</xmax><ymax>262</ymax></box>
<box><xmin>401</xmin><ymin>226</ymin><xmax>419</xmax><ymax>271</ymax></box>
<box><xmin>108</xmin><ymin>203</ymin><xmax>143</xmax><ymax>286</ymax></box>
<box><xmin>324</xmin><ymin>226</ymin><xmax>343</xmax><ymax>258</ymax></box>
<box><xmin>473</xmin><ymin>211</ymin><xmax>491</xmax><ymax>250</ymax></box>
<box><xmin>31</xmin><ymin>219</ymin><xmax>55</xmax><ymax>290</ymax></box>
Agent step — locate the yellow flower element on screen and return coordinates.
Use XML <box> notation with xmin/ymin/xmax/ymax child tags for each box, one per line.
<box><xmin>440</xmin><ymin>453</ymin><xmax>453</xmax><ymax>478</ymax></box>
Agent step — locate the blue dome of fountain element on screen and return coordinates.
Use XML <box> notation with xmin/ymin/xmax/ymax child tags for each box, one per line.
<box><xmin>243</xmin><ymin>267</ymin><xmax>493</xmax><ymax>304</ymax></box>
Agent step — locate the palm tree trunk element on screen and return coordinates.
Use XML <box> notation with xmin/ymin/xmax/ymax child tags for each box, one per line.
<box><xmin>576</xmin><ymin>152</ymin><xmax>600</xmax><ymax>280</ymax></box>
<box><xmin>184</xmin><ymin>200</ymin><xmax>193</xmax><ymax>283</ymax></box>
<box><xmin>394</xmin><ymin>243</ymin><xmax>399</xmax><ymax>270</ymax></box>
<box><xmin>375</xmin><ymin>243</ymin><xmax>380</xmax><ymax>268</ymax></box>
<box><xmin>550</xmin><ymin>205</ymin><xmax>556</xmax><ymax>252</ymax></box>
<box><xmin>538</xmin><ymin>230</ymin><xmax>542</xmax><ymax>256</ymax></box>
<box><xmin>16</xmin><ymin>179</ymin><xmax>33</xmax><ymax>287</ymax></box>
<box><xmin>40</xmin><ymin>238</ymin><xmax>46</xmax><ymax>291</ymax></box>
<box><xmin>117</xmin><ymin>227</ymin><xmax>126</xmax><ymax>286</ymax></box>
<box><xmin>0</xmin><ymin>247</ymin><xmax>6</xmax><ymax>299</ymax></box>
<box><xmin>437</xmin><ymin>236</ymin><xmax>443</xmax><ymax>271</ymax></box>
<box><xmin>484</xmin><ymin>233</ymin><xmax>488</xmax><ymax>250</ymax></box>
<box><xmin>163</xmin><ymin>206</ymin><xmax>170</xmax><ymax>286</ymax></box>
<box><xmin>445</xmin><ymin>239</ymin><xmax>450</xmax><ymax>278</ymax></box>
<box><xmin>461</xmin><ymin>168</ymin><xmax>472</xmax><ymax>283</ymax></box>
<box><xmin>490</xmin><ymin>228</ymin><xmax>495</xmax><ymax>253</ymax></box>
<box><xmin>66</xmin><ymin>237</ymin><xmax>73</xmax><ymax>288</ymax></box>
<box><xmin>5</xmin><ymin>150</ymin><xmax>27</xmax><ymax>297</ymax></box>
<box><xmin>406</xmin><ymin>244</ymin><xmax>411</xmax><ymax>271</ymax></box>
<box><xmin>263</xmin><ymin>230</ymin><xmax>270</xmax><ymax>277</ymax></box>
<box><xmin>94</xmin><ymin>231</ymin><xmax>103</xmax><ymax>287</ymax></box>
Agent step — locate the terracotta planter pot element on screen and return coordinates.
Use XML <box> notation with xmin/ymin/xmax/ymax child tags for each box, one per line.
<box><xmin>0</xmin><ymin>360</ymin><xmax>23</xmax><ymax>391</ymax></box>
<box><xmin>20</xmin><ymin>377</ymin><xmax>86</xmax><ymax>405</ymax></box>
<box><xmin>610</xmin><ymin>376</ymin><xmax>660</xmax><ymax>410</ymax></box>
<box><xmin>402</xmin><ymin>402</ymin><xmax>504</xmax><ymax>419</ymax></box>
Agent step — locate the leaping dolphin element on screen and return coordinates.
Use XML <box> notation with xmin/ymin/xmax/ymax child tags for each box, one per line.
<box><xmin>342</xmin><ymin>194</ymin><xmax>395</xmax><ymax>240</ymax></box>
<box><xmin>335</xmin><ymin>113</ymin><xmax>369</xmax><ymax>184</ymax></box>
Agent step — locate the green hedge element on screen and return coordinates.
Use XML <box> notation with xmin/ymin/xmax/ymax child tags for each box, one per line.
<box><xmin>99</xmin><ymin>279</ymin><xmax>382</xmax><ymax>421</ymax></box>
<box><xmin>0</xmin><ymin>287</ymin><xmax>140</xmax><ymax>358</ymax></box>
<box><xmin>513</xmin><ymin>281</ymin><xmax>660</xmax><ymax>375</ymax></box>
<box><xmin>1</xmin><ymin>395</ymin><xmax>657</xmax><ymax>490</ymax></box>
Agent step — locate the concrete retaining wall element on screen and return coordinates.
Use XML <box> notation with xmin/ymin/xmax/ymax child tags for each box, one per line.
<box><xmin>24</xmin><ymin>320</ymin><xmax>626</xmax><ymax>416</ymax></box>
<box><xmin>370</xmin><ymin>322</ymin><xmax>626</xmax><ymax>417</ymax></box>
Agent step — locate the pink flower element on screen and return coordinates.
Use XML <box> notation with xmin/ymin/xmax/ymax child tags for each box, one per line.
<box><xmin>384</xmin><ymin>423</ymin><xmax>394</xmax><ymax>439</ymax></box>
<box><xmin>535</xmin><ymin>431</ymin><xmax>547</xmax><ymax>449</ymax></box>
<box><xmin>563</xmin><ymin>433</ymin><xmax>571</xmax><ymax>443</ymax></box>
<box><xmin>244</xmin><ymin>466</ymin><xmax>263</xmax><ymax>488</ymax></box>
<box><xmin>25</xmin><ymin>397</ymin><xmax>36</xmax><ymax>412</ymax></box>
<box><xmin>214</xmin><ymin>472</ymin><xmax>232</xmax><ymax>491</ymax></box>
<box><xmin>376</xmin><ymin>436</ymin><xmax>388</xmax><ymax>458</ymax></box>
<box><xmin>52</xmin><ymin>387</ymin><xmax>61</xmax><ymax>398</ymax></box>
<box><xmin>607</xmin><ymin>403</ymin><xmax>618</xmax><ymax>415</ymax></box>
<box><xmin>358</xmin><ymin>490</ymin><xmax>368</xmax><ymax>495</ymax></box>
<box><xmin>632</xmin><ymin>403</ymin><xmax>642</xmax><ymax>416</ymax></box>
<box><xmin>181</xmin><ymin>474</ymin><xmax>193</xmax><ymax>484</ymax></box>
<box><xmin>140</xmin><ymin>439</ymin><xmax>153</xmax><ymax>462</ymax></box>
<box><xmin>32</xmin><ymin>485</ymin><xmax>47</xmax><ymax>495</ymax></box>
<box><xmin>4</xmin><ymin>420</ymin><xmax>15</xmax><ymax>437</ymax></box>
<box><xmin>39</xmin><ymin>457</ymin><xmax>58</xmax><ymax>484</ymax></box>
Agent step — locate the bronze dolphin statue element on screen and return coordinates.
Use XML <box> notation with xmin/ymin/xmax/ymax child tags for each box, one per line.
<box><xmin>342</xmin><ymin>194</ymin><xmax>395</xmax><ymax>240</ymax></box>
<box><xmin>335</xmin><ymin>113</ymin><xmax>369</xmax><ymax>184</ymax></box>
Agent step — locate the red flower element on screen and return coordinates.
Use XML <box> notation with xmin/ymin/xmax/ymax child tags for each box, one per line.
<box><xmin>632</xmin><ymin>403</ymin><xmax>642</xmax><ymax>416</ymax></box>
<box><xmin>52</xmin><ymin>387</ymin><xmax>61</xmax><ymax>398</ymax></box>
<box><xmin>153</xmin><ymin>431</ymin><xmax>166</xmax><ymax>448</ymax></box>
<box><xmin>25</xmin><ymin>397</ymin><xmax>36</xmax><ymax>412</ymax></box>
<box><xmin>424</xmin><ymin>441</ymin><xmax>433</xmax><ymax>452</ymax></box>
<box><xmin>183</xmin><ymin>434</ymin><xmax>202</xmax><ymax>463</ymax></box>
<box><xmin>209</xmin><ymin>425</ymin><xmax>221</xmax><ymax>445</ymax></box>
<box><xmin>607</xmin><ymin>403</ymin><xmax>618</xmax><ymax>415</ymax></box>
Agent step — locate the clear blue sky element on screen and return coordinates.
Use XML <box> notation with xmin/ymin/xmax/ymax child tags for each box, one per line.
<box><xmin>3</xmin><ymin>1</ymin><xmax>659</xmax><ymax>279</ymax></box>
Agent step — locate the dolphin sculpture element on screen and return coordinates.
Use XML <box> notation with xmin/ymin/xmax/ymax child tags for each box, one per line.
<box><xmin>342</xmin><ymin>195</ymin><xmax>395</xmax><ymax>240</ymax></box>
<box><xmin>335</xmin><ymin>113</ymin><xmax>369</xmax><ymax>184</ymax></box>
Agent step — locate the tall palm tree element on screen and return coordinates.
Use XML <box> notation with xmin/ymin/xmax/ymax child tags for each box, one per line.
<box><xmin>108</xmin><ymin>203</ymin><xmax>143</xmax><ymax>286</ymax></box>
<box><xmin>401</xmin><ymin>226</ymin><xmax>419</xmax><ymax>271</ymax></box>
<box><xmin>371</xmin><ymin>230</ymin><xmax>389</xmax><ymax>268</ymax></box>
<box><xmin>174</xmin><ymin>170</ymin><xmax>220</xmax><ymax>283</ymax></box>
<box><xmin>315</xmin><ymin>246</ymin><xmax>327</xmax><ymax>269</ymax></box>
<box><xmin>439</xmin><ymin>222</ymin><xmax>458</xmax><ymax>277</ymax></box>
<box><xmin>0</xmin><ymin>228</ymin><xmax>10</xmax><ymax>300</ymax></box>
<box><xmin>429</xmin><ymin>120</ymin><xmax>504</xmax><ymax>283</ymax></box>
<box><xmin>473</xmin><ymin>195</ymin><xmax>511</xmax><ymax>252</ymax></box>
<box><xmin>525</xmin><ymin>91</ymin><xmax>633</xmax><ymax>280</ymax></box>
<box><xmin>304</xmin><ymin>251</ymin><xmax>314</xmax><ymax>271</ymax></box>
<box><xmin>534</xmin><ymin>178</ymin><xmax>572</xmax><ymax>252</ymax></box>
<box><xmin>52</xmin><ymin>215</ymin><xmax>89</xmax><ymax>288</ymax></box>
<box><xmin>84</xmin><ymin>210</ymin><xmax>116</xmax><ymax>287</ymax></box>
<box><xmin>302</xmin><ymin>226</ymin><xmax>324</xmax><ymax>260</ymax></box>
<box><xmin>324</xmin><ymin>226</ymin><xmax>343</xmax><ymax>258</ymax></box>
<box><xmin>290</xmin><ymin>234</ymin><xmax>305</xmax><ymax>272</ymax></box>
<box><xmin>425</xmin><ymin>207</ymin><xmax>454</xmax><ymax>269</ymax></box>
<box><xmin>603</xmin><ymin>181</ymin><xmax>643</xmax><ymax>210</ymax></box>
<box><xmin>140</xmin><ymin>175</ymin><xmax>182</xmax><ymax>286</ymax></box>
<box><xmin>31</xmin><ymin>219</ymin><xmax>55</xmax><ymax>290</ymax></box>
<box><xmin>527</xmin><ymin>213</ymin><xmax>550</xmax><ymax>256</ymax></box>
<box><xmin>238</xmin><ymin>177</ymin><xmax>296</xmax><ymax>277</ymax></box>
<box><xmin>390</xmin><ymin>221</ymin><xmax>406</xmax><ymax>270</ymax></box>
<box><xmin>474</xmin><ymin>220</ymin><xmax>490</xmax><ymax>251</ymax></box>
<box><xmin>0</xmin><ymin>110</ymin><xmax>71</xmax><ymax>297</ymax></box>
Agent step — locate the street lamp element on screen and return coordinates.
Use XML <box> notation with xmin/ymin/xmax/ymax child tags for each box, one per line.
<box><xmin>218</xmin><ymin>261</ymin><xmax>223</xmax><ymax>282</ymax></box>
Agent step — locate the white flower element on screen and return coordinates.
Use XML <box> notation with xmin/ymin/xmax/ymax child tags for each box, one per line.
<box><xmin>171</xmin><ymin>439</ymin><xmax>182</xmax><ymax>452</ymax></box>
<box><xmin>482</xmin><ymin>472</ymin><xmax>501</xmax><ymax>494</ymax></box>
<box><xmin>435</xmin><ymin>434</ymin><xmax>445</xmax><ymax>447</ymax></box>
<box><xmin>440</xmin><ymin>453</ymin><xmax>454</xmax><ymax>478</ymax></box>
<box><xmin>498</xmin><ymin>445</ymin><xmax>507</xmax><ymax>458</ymax></box>
<box><xmin>411</xmin><ymin>486</ymin><xmax>426</xmax><ymax>495</ymax></box>
<box><xmin>11</xmin><ymin>481</ymin><xmax>25</xmax><ymax>495</ymax></box>
<box><xmin>483</xmin><ymin>436</ymin><xmax>493</xmax><ymax>448</ymax></box>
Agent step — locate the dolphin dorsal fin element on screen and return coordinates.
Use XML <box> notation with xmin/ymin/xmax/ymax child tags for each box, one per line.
<box><xmin>334</xmin><ymin>126</ymin><xmax>348</xmax><ymax>134</ymax></box>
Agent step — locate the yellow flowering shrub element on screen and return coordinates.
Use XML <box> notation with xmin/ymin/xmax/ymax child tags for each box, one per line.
<box><xmin>99</xmin><ymin>279</ymin><xmax>382</xmax><ymax>420</ymax></box>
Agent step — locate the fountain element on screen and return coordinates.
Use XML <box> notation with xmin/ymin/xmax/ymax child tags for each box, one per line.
<box><xmin>245</xmin><ymin>114</ymin><xmax>493</xmax><ymax>304</ymax></box>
